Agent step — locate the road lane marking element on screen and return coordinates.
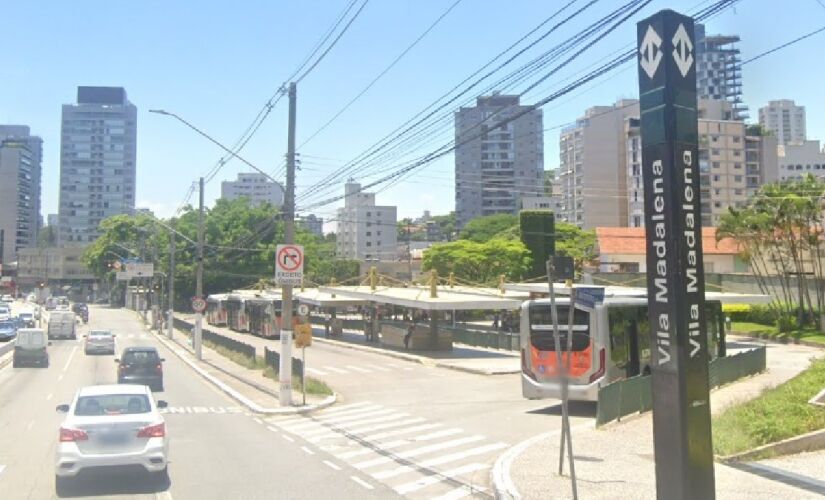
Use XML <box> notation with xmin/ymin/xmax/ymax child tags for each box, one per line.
<box><xmin>57</xmin><ymin>374</ymin><xmax>64</xmax><ymax>381</ymax></box>
<box><xmin>345</xmin><ymin>365</ymin><xmax>372</xmax><ymax>373</ymax></box>
<box><xmin>353</xmin><ymin>435</ymin><xmax>485</xmax><ymax>469</ymax></box>
<box><xmin>323</xmin><ymin>460</ymin><xmax>342</xmax><ymax>471</ymax></box>
<box><xmin>282</xmin><ymin>434</ymin><xmax>295</xmax><ymax>442</ymax></box>
<box><xmin>372</xmin><ymin>442</ymin><xmax>508</xmax><ymax>480</ymax></box>
<box><xmin>267</xmin><ymin>426</ymin><xmax>279</xmax><ymax>433</ymax></box>
<box><xmin>309</xmin><ymin>418</ymin><xmax>427</xmax><ymax>443</ymax></box>
<box><xmin>46</xmin><ymin>393</ymin><xmax>53</xmax><ymax>401</ymax></box>
<box><xmin>253</xmin><ymin>417</ymin><xmax>263</xmax><ymax>425</ymax></box>
<box><xmin>324</xmin><ymin>366</ymin><xmax>349</xmax><ymax>374</ymax></box>
<box><xmin>432</xmin><ymin>486</ymin><xmax>477</xmax><ymax>500</ymax></box>
<box><xmin>315</xmin><ymin>412</ymin><xmax>409</xmax><ymax>431</ymax></box>
<box><xmin>359</xmin><ymin>422</ymin><xmax>442</xmax><ymax>443</ymax></box>
<box><xmin>319</xmin><ymin>401</ymin><xmax>373</xmax><ymax>414</ymax></box>
<box><xmin>351</xmin><ymin>476</ymin><xmax>375</xmax><ymax>490</ymax></box>
<box><xmin>306</xmin><ymin>368</ymin><xmax>328</xmax><ymax>376</ymax></box>
<box><xmin>0</xmin><ymin>465</ymin><xmax>4</xmax><ymax>477</ymax></box>
<box><xmin>366</xmin><ymin>364</ymin><xmax>390</xmax><ymax>372</ymax></box>
<box><xmin>62</xmin><ymin>346</ymin><xmax>78</xmax><ymax>372</ymax></box>
<box><xmin>394</xmin><ymin>463</ymin><xmax>490</xmax><ymax>495</ymax></box>
<box><xmin>301</xmin><ymin>446</ymin><xmax>315</xmax><ymax>455</ymax></box>
<box><xmin>26</xmin><ymin>420</ymin><xmax>34</xmax><ymax>431</ymax></box>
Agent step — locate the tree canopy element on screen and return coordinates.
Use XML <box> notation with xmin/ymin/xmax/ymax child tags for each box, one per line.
<box><xmin>458</xmin><ymin>214</ymin><xmax>519</xmax><ymax>242</ymax></box>
<box><xmin>422</xmin><ymin>239</ymin><xmax>531</xmax><ymax>285</ymax></box>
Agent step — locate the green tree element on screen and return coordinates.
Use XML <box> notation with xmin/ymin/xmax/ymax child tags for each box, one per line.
<box><xmin>458</xmin><ymin>214</ymin><xmax>519</xmax><ymax>242</ymax></box>
<box><xmin>37</xmin><ymin>225</ymin><xmax>57</xmax><ymax>247</ymax></box>
<box><xmin>422</xmin><ymin>239</ymin><xmax>531</xmax><ymax>285</ymax></box>
<box><xmin>431</xmin><ymin>212</ymin><xmax>456</xmax><ymax>241</ymax></box>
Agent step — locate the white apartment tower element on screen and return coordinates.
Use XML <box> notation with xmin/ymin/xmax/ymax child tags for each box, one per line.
<box><xmin>758</xmin><ymin>100</ymin><xmax>806</xmax><ymax>145</ymax></box>
<box><xmin>220</xmin><ymin>172</ymin><xmax>284</xmax><ymax>207</ymax></box>
<box><xmin>336</xmin><ymin>182</ymin><xmax>397</xmax><ymax>260</ymax></box>
<box><xmin>58</xmin><ymin>86</ymin><xmax>137</xmax><ymax>243</ymax></box>
<box><xmin>559</xmin><ymin>99</ymin><xmax>639</xmax><ymax>228</ymax></box>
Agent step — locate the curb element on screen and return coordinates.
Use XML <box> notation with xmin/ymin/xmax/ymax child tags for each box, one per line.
<box><xmin>730</xmin><ymin>332</ymin><xmax>825</xmax><ymax>350</ymax></box>
<box><xmin>718</xmin><ymin>428</ymin><xmax>825</xmax><ymax>462</ymax></box>
<box><xmin>312</xmin><ymin>336</ymin><xmax>519</xmax><ymax>375</ymax></box>
<box><xmin>137</xmin><ymin>314</ymin><xmax>337</xmax><ymax>415</ymax></box>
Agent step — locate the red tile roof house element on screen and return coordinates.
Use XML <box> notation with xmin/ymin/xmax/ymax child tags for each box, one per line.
<box><xmin>594</xmin><ymin>227</ymin><xmax>748</xmax><ymax>273</ymax></box>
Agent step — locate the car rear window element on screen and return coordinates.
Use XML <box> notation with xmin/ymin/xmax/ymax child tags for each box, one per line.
<box><xmin>122</xmin><ymin>350</ymin><xmax>159</xmax><ymax>364</ymax></box>
<box><xmin>90</xmin><ymin>331</ymin><xmax>112</xmax><ymax>338</ymax></box>
<box><xmin>0</xmin><ymin>320</ymin><xmax>14</xmax><ymax>328</ymax></box>
<box><xmin>75</xmin><ymin>394</ymin><xmax>151</xmax><ymax>416</ymax></box>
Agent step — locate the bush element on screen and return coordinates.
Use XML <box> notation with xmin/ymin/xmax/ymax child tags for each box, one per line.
<box><xmin>723</xmin><ymin>303</ymin><xmax>775</xmax><ymax>325</ymax></box>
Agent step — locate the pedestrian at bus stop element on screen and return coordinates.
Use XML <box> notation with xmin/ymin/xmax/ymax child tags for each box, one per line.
<box><xmin>404</xmin><ymin>324</ymin><xmax>414</xmax><ymax>350</ymax></box>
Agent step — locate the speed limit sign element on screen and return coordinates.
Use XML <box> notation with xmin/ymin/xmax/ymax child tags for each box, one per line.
<box><xmin>191</xmin><ymin>296</ymin><xmax>207</xmax><ymax>313</ymax></box>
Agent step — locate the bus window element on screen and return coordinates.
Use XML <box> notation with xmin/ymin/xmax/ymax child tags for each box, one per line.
<box><xmin>527</xmin><ymin>304</ymin><xmax>590</xmax><ymax>351</ymax></box>
<box><xmin>636</xmin><ymin>306</ymin><xmax>651</xmax><ymax>375</ymax></box>
<box><xmin>608</xmin><ymin>306</ymin><xmax>644</xmax><ymax>378</ymax></box>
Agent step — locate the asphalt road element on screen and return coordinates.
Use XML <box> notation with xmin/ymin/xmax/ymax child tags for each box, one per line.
<box><xmin>0</xmin><ymin>304</ymin><xmax>399</xmax><ymax>500</ymax></box>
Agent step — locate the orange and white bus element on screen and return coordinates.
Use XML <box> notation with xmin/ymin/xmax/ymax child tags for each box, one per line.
<box><xmin>520</xmin><ymin>293</ymin><xmax>727</xmax><ymax>402</ymax></box>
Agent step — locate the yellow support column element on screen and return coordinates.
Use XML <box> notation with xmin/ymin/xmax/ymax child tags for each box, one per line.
<box><xmin>449</xmin><ymin>272</ymin><xmax>455</xmax><ymax>289</ymax></box>
<box><xmin>499</xmin><ymin>274</ymin><xmax>506</xmax><ymax>295</ymax></box>
<box><xmin>430</xmin><ymin>270</ymin><xmax>438</xmax><ymax>298</ymax></box>
<box><xmin>370</xmin><ymin>266</ymin><xmax>377</xmax><ymax>291</ymax></box>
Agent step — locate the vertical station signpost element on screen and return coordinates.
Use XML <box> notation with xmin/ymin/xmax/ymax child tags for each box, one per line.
<box><xmin>637</xmin><ymin>9</ymin><xmax>715</xmax><ymax>500</ymax></box>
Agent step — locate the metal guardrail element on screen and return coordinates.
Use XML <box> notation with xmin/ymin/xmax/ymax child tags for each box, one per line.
<box><xmin>173</xmin><ymin>317</ymin><xmax>256</xmax><ymax>361</ymax></box>
<box><xmin>596</xmin><ymin>346</ymin><xmax>767</xmax><ymax>426</ymax></box>
<box><xmin>263</xmin><ymin>346</ymin><xmax>304</xmax><ymax>378</ymax></box>
<box><xmin>449</xmin><ymin>327</ymin><xmax>519</xmax><ymax>351</ymax></box>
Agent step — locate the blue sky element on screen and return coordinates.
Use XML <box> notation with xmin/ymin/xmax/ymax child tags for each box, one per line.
<box><xmin>2</xmin><ymin>0</ymin><xmax>825</xmax><ymax>227</ymax></box>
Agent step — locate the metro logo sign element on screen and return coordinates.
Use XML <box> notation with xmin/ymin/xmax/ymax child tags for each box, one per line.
<box><xmin>275</xmin><ymin>244</ymin><xmax>304</xmax><ymax>285</ymax></box>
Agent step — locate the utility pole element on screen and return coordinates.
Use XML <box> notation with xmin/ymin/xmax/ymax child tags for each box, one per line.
<box><xmin>167</xmin><ymin>222</ymin><xmax>176</xmax><ymax>340</ymax></box>
<box><xmin>152</xmin><ymin>225</ymin><xmax>159</xmax><ymax>330</ymax></box>
<box><xmin>194</xmin><ymin>177</ymin><xmax>204</xmax><ymax>360</ymax></box>
<box><xmin>279</xmin><ymin>82</ymin><xmax>297</xmax><ymax>406</ymax></box>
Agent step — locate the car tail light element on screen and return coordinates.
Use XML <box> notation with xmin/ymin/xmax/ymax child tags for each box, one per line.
<box><xmin>59</xmin><ymin>427</ymin><xmax>88</xmax><ymax>442</ymax></box>
<box><xmin>588</xmin><ymin>348</ymin><xmax>606</xmax><ymax>383</ymax></box>
<box><xmin>137</xmin><ymin>422</ymin><xmax>165</xmax><ymax>438</ymax></box>
<box><xmin>155</xmin><ymin>363</ymin><xmax>163</xmax><ymax>375</ymax></box>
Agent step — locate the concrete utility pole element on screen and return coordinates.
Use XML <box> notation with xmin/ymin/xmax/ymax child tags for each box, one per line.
<box><xmin>194</xmin><ymin>176</ymin><xmax>204</xmax><ymax>360</ymax></box>
<box><xmin>279</xmin><ymin>82</ymin><xmax>297</xmax><ymax>406</ymax></box>
<box><xmin>152</xmin><ymin>225</ymin><xmax>159</xmax><ymax>329</ymax></box>
<box><xmin>167</xmin><ymin>222</ymin><xmax>176</xmax><ymax>340</ymax></box>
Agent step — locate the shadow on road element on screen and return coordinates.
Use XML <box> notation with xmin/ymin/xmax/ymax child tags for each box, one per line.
<box><xmin>56</xmin><ymin>468</ymin><xmax>171</xmax><ymax>498</ymax></box>
<box><xmin>527</xmin><ymin>401</ymin><xmax>597</xmax><ymax>418</ymax></box>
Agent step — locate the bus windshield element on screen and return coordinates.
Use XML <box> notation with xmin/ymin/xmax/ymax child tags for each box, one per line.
<box><xmin>528</xmin><ymin>304</ymin><xmax>590</xmax><ymax>351</ymax></box>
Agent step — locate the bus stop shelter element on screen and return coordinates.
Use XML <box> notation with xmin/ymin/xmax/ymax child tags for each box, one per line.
<box><xmin>503</xmin><ymin>282</ymin><xmax>771</xmax><ymax>304</ymax></box>
<box><xmin>318</xmin><ymin>284</ymin><xmax>524</xmax><ymax>350</ymax></box>
<box><xmin>295</xmin><ymin>288</ymin><xmax>370</xmax><ymax>337</ymax></box>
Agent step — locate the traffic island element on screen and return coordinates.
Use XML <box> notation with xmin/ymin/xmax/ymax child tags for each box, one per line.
<box><xmin>136</xmin><ymin>312</ymin><xmax>337</xmax><ymax>415</ymax></box>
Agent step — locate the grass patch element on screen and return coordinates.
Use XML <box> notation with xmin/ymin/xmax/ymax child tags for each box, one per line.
<box><xmin>712</xmin><ymin>357</ymin><xmax>825</xmax><ymax>458</ymax></box>
<box><xmin>732</xmin><ymin>322</ymin><xmax>825</xmax><ymax>346</ymax></box>
<box><xmin>206</xmin><ymin>341</ymin><xmax>266</xmax><ymax>370</ymax></box>
<box><xmin>262</xmin><ymin>366</ymin><xmax>333</xmax><ymax>396</ymax></box>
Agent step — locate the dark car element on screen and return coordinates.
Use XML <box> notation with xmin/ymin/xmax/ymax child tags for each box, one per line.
<box><xmin>0</xmin><ymin>319</ymin><xmax>17</xmax><ymax>341</ymax></box>
<box><xmin>17</xmin><ymin>312</ymin><xmax>35</xmax><ymax>328</ymax></box>
<box><xmin>116</xmin><ymin>347</ymin><xmax>164</xmax><ymax>391</ymax></box>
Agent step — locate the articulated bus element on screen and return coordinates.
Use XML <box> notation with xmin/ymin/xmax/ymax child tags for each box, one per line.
<box><xmin>520</xmin><ymin>295</ymin><xmax>725</xmax><ymax>402</ymax></box>
<box><xmin>225</xmin><ymin>294</ymin><xmax>251</xmax><ymax>333</ymax></box>
<box><xmin>206</xmin><ymin>294</ymin><xmax>228</xmax><ymax>326</ymax></box>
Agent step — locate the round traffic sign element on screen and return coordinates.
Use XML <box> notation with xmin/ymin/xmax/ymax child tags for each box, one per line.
<box><xmin>298</xmin><ymin>304</ymin><xmax>309</xmax><ymax>317</ymax></box>
<box><xmin>191</xmin><ymin>296</ymin><xmax>207</xmax><ymax>313</ymax></box>
<box><xmin>277</xmin><ymin>245</ymin><xmax>303</xmax><ymax>272</ymax></box>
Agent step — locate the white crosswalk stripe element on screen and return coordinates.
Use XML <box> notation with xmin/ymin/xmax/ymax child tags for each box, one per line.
<box><xmin>267</xmin><ymin>403</ymin><xmax>505</xmax><ymax>498</ymax></box>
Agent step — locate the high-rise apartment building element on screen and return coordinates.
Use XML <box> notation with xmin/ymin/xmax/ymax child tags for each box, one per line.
<box><xmin>58</xmin><ymin>86</ymin><xmax>137</xmax><ymax>244</ymax></box>
<box><xmin>299</xmin><ymin>214</ymin><xmax>324</xmax><ymax>237</ymax></box>
<box><xmin>627</xmin><ymin>101</ymin><xmax>778</xmax><ymax>227</ymax></box>
<box><xmin>559</xmin><ymin>99</ymin><xmax>639</xmax><ymax>228</ymax></box>
<box><xmin>336</xmin><ymin>182</ymin><xmax>397</xmax><ymax>260</ymax></box>
<box><xmin>0</xmin><ymin>126</ymin><xmax>43</xmax><ymax>264</ymax></box>
<box><xmin>777</xmin><ymin>140</ymin><xmax>825</xmax><ymax>181</ymax></box>
<box><xmin>758</xmin><ymin>100</ymin><xmax>806</xmax><ymax>145</ymax></box>
<box><xmin>695</xmin><ymin>24</ymin><xmax>747</xmax><ymax>121</ymax></box>
<box><xmin>454</xmin><ymin>94</ymin><xmax>543</xmax><ymax>229</ymax></box>
<box><xmin>220</xmin><ymin>172</ymin><xmax>284</xmax><ymax>207</ymax></box>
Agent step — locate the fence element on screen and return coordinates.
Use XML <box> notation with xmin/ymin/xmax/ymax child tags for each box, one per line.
<box><xmin>596</xmin><ymin>346</ymin><xmax>767</xmax><ymax>426</ymax></box>
<box><xmin>174</xmin><ymin>317</ymin><xmax>256</xmax><ymax>362</ymax></box>
<box><xmin>449</xmin><ymin>327</ymin><xmax>519</xmax><ymax>351</ymax></box>
<box><xmin>263</xmin><ymin>346</ymin><xmax>305</xmax><ymax>379</ymax></box>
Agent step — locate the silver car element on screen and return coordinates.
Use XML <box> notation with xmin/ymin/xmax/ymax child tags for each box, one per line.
<box><xmin>84</xmin><ymin>330</ymin><xmax>116</xmax><ymax>355</ymax></box>
<box><xmin>54</xmin><ymin>385</ymin><xmax>169</xmax><ymax>493</ymax></box>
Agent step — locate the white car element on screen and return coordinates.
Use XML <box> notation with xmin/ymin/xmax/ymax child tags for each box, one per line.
<box><xmin>54</xmin><ymin>385</ymin><xmax>169</xmax><ymax>493</ymax></box>
<box><xmin>84</xmin><ymin>330</ymin><xmax>116</xmax><ymax>355</ymax></box>
<box><xmin>0</xmin><ymin>305</ymin><xmax>10</xmax><ymax>321</ymax></box>
<box><xmin>0</xmin><ymin>294</ymin><xmax>13</xmax><ymax>303</ymax></box>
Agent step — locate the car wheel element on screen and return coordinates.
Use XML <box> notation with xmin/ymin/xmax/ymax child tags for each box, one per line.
<box><xmin>55</xmin><ymin>475</ymin><xmax>71</xmax><ymax>496</ymax></box>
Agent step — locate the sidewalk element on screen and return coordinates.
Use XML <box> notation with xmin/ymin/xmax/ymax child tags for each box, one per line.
<box><xmin>496</xmin><ymin>341</ymin><xmax>825</xmax><ymax>499</ymax></box>
<box><xmin>137</xmin><ymin>313</ymin><xmax>334</xmax><ymax>414</ymax></box>
<box><xmin>176</xmin><ymin>313</ymin><xmax>520</xmax><ymax>376</ymax></box>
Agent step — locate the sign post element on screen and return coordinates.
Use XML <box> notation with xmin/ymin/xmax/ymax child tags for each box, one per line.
<box><xmin>637</xmin><ymin>10</ymin><xmax>714</xmax><ymax>499</ymax></box>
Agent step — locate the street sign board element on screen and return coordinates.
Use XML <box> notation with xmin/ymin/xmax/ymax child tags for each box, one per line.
<box><xmin>275</xmin><ymin>244</ymin><xmax>304</xmax><ymax>286</ymax></box>
<box><xmin>123</xmin><ymin>262</ymin><xmax>154</xmax><ymax>278</ymax></box>
<box><xmin>297</xmin><ymin>304</ymin><xmax>309</xmax><ymax>317</ymax></box>
<box><xmin>575</xmin><ymin>287</ymin><xmax>604</xmax><ymax>309</ymax></box>
<box><xmin>294</xmin><ymin>323</ymin><xmax>312</xmax><ymax>348</ymax></box>
<box><xmin>191</xmin><ymin>296</ymin><xmax>207</xmax><ymax>313</ymax></box>
<box><xmin>115</xmin><ymin>271</ymin><xmax>131</xmax><ymax>281</ymax></box>
<box><xmin>637</xmin><ymin>10</ymin><xmax>714</xmax><ymax>499</ymax></box>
